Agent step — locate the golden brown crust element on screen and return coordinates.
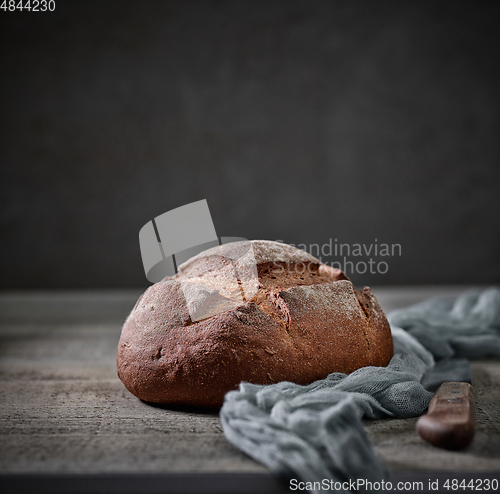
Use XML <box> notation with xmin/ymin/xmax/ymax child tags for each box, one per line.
<box><xmin>117</xmin><ymin>240</ymin><xmax>393</xmax><ymax>408</ymax></box>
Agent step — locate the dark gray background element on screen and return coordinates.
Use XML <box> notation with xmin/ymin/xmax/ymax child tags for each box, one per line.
<box><xmin>1</xmin><ymin>0</ymin><xmax>499</xmax><ymax>289</ymax></box>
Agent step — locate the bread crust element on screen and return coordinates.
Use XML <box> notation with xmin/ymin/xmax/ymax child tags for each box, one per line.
<box><xmin>117</xmin><ymin>240</ymin><xmax>393</xmax><ymax>407</ymax></box>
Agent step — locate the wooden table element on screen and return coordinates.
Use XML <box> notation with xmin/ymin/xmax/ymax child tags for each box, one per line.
<box><xmin>0</xmin><ymin>287</ymin><xmax>499</xmax><ymax>493</ymax></box>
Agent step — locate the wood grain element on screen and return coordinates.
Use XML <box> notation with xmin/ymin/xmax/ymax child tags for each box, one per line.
<box><xmin>1</xmin><ymin>289</ymin><xmax>499</xmax><ymax>476</ymax></box>
<box><xmin>416</xmin><ymin>382</ymin><xmax>475</xmax><ymax>450</ymax></box>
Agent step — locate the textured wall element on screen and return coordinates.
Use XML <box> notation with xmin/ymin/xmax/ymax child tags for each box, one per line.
<box><xmin>1</xmin><ymin>0</ymin><xmax>499</xmax><ymax>289</ymax></box>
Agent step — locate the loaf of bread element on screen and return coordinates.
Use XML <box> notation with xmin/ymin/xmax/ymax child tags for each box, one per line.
<box><xmin>117</xmin><ymin>240</ymin><xmax>393</xmax><ymax>407</ymax></box>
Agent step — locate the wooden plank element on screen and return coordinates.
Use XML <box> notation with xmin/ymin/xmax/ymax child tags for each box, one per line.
<box><xmin>0</xmin><ymin>288</ymin><xmax>499</xmax><ymax>477</ymax></box>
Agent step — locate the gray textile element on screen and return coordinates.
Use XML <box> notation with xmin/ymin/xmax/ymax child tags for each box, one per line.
<box><xmin>220</xmin><ymin>288</ymin><xmax>500</xmax><ymax>492</ymax></box>
<box><xmin>388</xmin><ymin>288</ymin><xmax>500</xmax><ymax>359</ymax></box>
